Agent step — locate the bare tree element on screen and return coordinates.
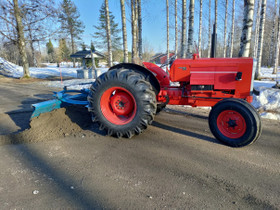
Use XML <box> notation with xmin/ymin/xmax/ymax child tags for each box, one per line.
<box><xmin>13</xmin><ymin>0</ymin><xmax>30</xmax><ymax>77</ymax></box>
<box><xmin>256</xmin><ymin>0</ymin><xmax>267</xmax><ymax>79</ymax></box>
<box><xmin>268</xmin><ymin>0</ymin><xmax>277</xmax><ymax>66</ymax></box>
<box><xmin>230</xmin><ymin>0</ymin><xmax>235</xmax><ymax>58</ymax></box>
<box><xmin>187</xmin><ymin>0</ymin><xmax>194</xmax><ymax>58</ymax></box>
<box><xmin>181</xmin><ymin>0</ymin><xmax>187</xmax><ymax>58</ymax></box>
<box><xmin>239</xmin><ymin>0</ymin><xmax>255</xmax><ymax>57</ymax></box>
<box><xmin>208</xmin><ymin>0</ymin><xmax>212</xmax><ymax>58</ymax></box>
<box><xmin>105</xmin><ymin>0</ymin><xmax>113</xmax><ymax>67</ymax></box>
<box><xmin>198</xmin><ymin>0</ymin><xmax>202</xmax><ymax>56</ymax></box>
<box><xmin>273</xmin><ymin>2</ymin><xmax>280</xmax><ymax>74</ymax></box>
<box><xmin>175</xmin><ymin>0</ymin><xmax>178</xmax><ymax>56</ymax></box>
<box><xmin>138</xmin><ymin>0</ymin><xmax>142</xmax><ymax>60</ymax></box>
<box><xmin>223</xmin><ymin>0</ymin><xmax>228</xmax><ymax>57</ymax></box>
<box><xmin>120</xmin><ymin>0</ymin><xmax>128</xmax><ymax>63</ymax></box>
<box><xmin>131</xmin><ymin>0</ymin><xmax>137</xmax><ymax>63</ymax></box>
<box><xmin>253</xmin><ymin>0</ymin><xmax>262</xmax><ymax>58</ymax></box>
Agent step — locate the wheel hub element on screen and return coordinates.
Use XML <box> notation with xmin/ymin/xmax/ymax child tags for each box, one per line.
<box><xmin>217</xmin><ymin>110</ymin><xmax>246</xmax><ymax>138</ymax></box>
<box><xmin>110</xmin><ymin>91</ymin><xmax>134</xmax><ymax>115</ymax></box>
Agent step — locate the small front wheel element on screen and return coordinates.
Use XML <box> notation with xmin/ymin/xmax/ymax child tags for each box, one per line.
<box><xmin>209</xmin><ymin>99</ymin><xmax>261</xmax><ymax>147</ymax></box>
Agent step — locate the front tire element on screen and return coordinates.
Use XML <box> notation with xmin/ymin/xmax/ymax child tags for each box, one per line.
<box><xmin>88</xmin><ymin>69</ymin><xmax>156</xmax><ymax>138</ymax></box>
<box><xmin>209</xmin><ymin>99</ymin><xmax>261</xmax><ymax>147</ymax></box>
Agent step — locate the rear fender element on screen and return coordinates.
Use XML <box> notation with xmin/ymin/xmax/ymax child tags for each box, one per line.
<box><xmin>143</xmin><ymin>62</ymin><xmax>170</xmax><ymax>87</ymax></box>
<box><xmin>109</xmin><ymin>63</ymin><xmax>161</xmax><ymax>94</ymax></box>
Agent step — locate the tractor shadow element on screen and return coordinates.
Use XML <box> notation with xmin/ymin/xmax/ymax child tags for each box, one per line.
<box><xmin>64</xmin><ymin>105</ymin><xmax>106</xmax><ymax>136</ymax></box>
<box><xmin>152</xmin><ymin>108</ymin><xmax>221</xmax><ymax>145</ymax></box>
<box><xmin>4</xmin><ymin>95</ymin><xmax>53</xmax><ymax>134</ymax></box>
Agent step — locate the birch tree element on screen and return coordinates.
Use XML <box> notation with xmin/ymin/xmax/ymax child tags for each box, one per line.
<box><xmin>256</xmin><ymin>0</ymin><xmax>267</xmax><ymax>79</ymax></box>
<box><xmin>181</xmin><ymin>0</ymin><xmax>187</xmax><ymax>58</ymax></box>
<box><xmin>131</xmin><ymin>0</ymin><xmax>137</xmax><ymax>63</ymax></box>
<box><xmin>208</xmin><ymin>0</ymin><xmax>212</xmax><ymax>58</ymax></box>
<box><xmin>273</xmin><ymin>3</ymin><xmax>280</xmax><ymax>74</ymax></box>
<box><xmin>230</xmin><ymin>0</ymin><xmax>235</xmax><ymax>58</ymax></box>
<box><xmin>268</xmin><ymin>0</ymin><xmax>277</xmax><ymax>66</ymax></box>
<box><xmin>214</xmin><ymin>0</ymin><xmax>217</xmax><ymax>36</ymax></box>
<box><xmin>166</xmin><ymin>0</ymin><xmax>169</xmax><ymax>70</ymax></box>
<box><xmin>105</xmin><ymin>0</ymin><xmax>113</xmax><ymax>67</ymax></box>
<box><xmin>253</xmin><ymin>0</ymin><xmax>262</xmax><ymax>58</ymax></box>
<box><xmin>187</xmin><ymin>0</ymin><xmax>194</xmax><ymax>58</ymax></box>
<box><xmin>223</xmin><ymin>0</ymin><xmax>228</xmax><ymax>57</ymax></box>
<box><xmin>175</xmin><ymin>0</ymin><xmax>178</xmax><ymax>56</ymax></box>
<box><xmin>198</xmin><ymin>0</ymin><xmax>202</xmax><ymax>56</ymax></box>
<box><xmin>13</xmin><ymin>0</ymin><xmax>30</xmax><ymax>77</ymax></box>
<box><xmin>239</xmin><ymin>0</ymin><xmax>255</xmax><ymax>57</ymax></box>
<box><xmin>120</xmin><ymin>0</ymin><xmax>128</xmax><ymax>63</ymax></box>
<box><xmin>138</xmin><ymin>0</ymin><xmax>142</xmax><ymax>60</ymax></box>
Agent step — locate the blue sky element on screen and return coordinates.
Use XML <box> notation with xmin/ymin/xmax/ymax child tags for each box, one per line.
<box><xmin>61</xmin><ymin>0</ymin><xmax>244</xmax><ymax>53</ymax></box>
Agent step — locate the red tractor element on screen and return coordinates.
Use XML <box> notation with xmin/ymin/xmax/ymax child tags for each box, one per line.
<box><xmin>87</xmin><ymin>55</ymin><xmax>261</xmax><ymax>147</ymax></box>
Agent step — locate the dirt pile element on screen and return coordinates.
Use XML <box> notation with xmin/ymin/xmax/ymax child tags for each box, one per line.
<box><xmin>0</xmin><ymin>106</ymin><xmax>93</xmax><ymax>145</ymax></box>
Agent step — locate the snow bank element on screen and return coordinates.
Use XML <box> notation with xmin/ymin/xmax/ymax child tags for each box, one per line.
<box><xmin>0</xmin><ymin>57</ymin><xmax>23</xmax><ymax>77</ymax></box>
<box><xmin>252</xmin><ymin>87</ymin><xmax>280</xmax><ymax>120</ymax></box>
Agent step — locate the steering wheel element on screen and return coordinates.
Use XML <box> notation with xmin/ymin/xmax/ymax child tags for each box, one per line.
<box><xmin>160</xmin><ymin>54</ymin><xmax>177</xmax><ymax>68</ymax></box>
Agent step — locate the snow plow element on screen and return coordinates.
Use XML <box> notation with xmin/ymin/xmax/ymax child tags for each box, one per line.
<box><xmin>32</xmin><ymin>55</ymin><xmax>262</xmax><ymax>147</ymax></box>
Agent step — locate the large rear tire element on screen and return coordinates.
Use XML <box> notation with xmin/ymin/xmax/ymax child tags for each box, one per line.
<box><xmin>88</xmin><ymin>69</ymin><xmax>156</xmax><ymax>138</ymax></box>
<box><xmin>209</xmin><ymin>99</ymin><xmax>261</xmax><ymax>147</ymax></box>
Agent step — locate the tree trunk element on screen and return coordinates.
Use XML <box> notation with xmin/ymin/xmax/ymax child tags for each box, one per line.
<box><xmin>131</xmin><ymin>0</ymin><xmax>137</xmax><ymax>63</ymax></box>
<box><xmin>175</xmin><ymin>0</ymin><xmax>178</xmax><ymax>56</ymax></box>
<box><xmin>70</xmin><ymin>28</ymin><xmax>76</xmax><ymax>67</ymax></box>
<box><xmin>13</xmin><ymin>0</ymin><xmax>30</xmax><ymax>77</ymax></box>
<box><xmin>214</xmin><ymin>0</ymin><xmax>217</xmax><ymax>38</ymax></box>
<box><xmin>166</xmin><ymin>0</ymin><xmax>169</xmax><ymax>71</ymax></box>
<box><xmin>253</xmin><ymin>0</ymin><xmax>262</xmax><ymax>58</ymax></box>
<box><xmin>273</xmin><ymin>3</ymin><xmax>280</xmax><ymax>74</ymax></box>
<box><xmin>223</xmin><ymin>0</ymin><xmax>228</xmax><ymax>57</ymax></box>
<box><xmin>255</xmin><ymin>0</ymin><xmax>267</xmax><ymax>79</ymax></box>
<box><xmin>181</xmin><ymin>0</ymin><xmax>187</xmax><ymax>58</ymax></box>
<box><xmin>268</xmin><ymin>0</ymin><xmax>277</xmax><ymax>66</ymax></box>
<box><xmin>239</xmin><ymin>0</ymin><xmax>255</xmax><ymax>57</ymax></box>
<box><xmin>230</xmin><ymin>0</ymin><xmax>235</xmax><ymax>58</ymax></box>
<box><xmin>198</xmin><ymin>0</ymin><xmax>202</xmax><ymax>56</ymax></box>
<box><xmin>105</xmin><ymin>0</ymin><xmax>113</xmax><ymax>67</ymax></box>
<box><xmin>138</xmin><ymin>0</ymin><xmax>142</xmax><ymax>60</ymax></box>
<box><xmin>187</xmin><ymin>0</ymin><xmax>194</xmax><ymax>58</ymax></box>
<box><xmin>208</xmin><ymin>0</ymin><xmax>212</xmax><ymax>58</ymax></box>
<box><xmin>120</xmin><ymin>0</ymin><xmax>128</xmax><ymax>63</ymax></box>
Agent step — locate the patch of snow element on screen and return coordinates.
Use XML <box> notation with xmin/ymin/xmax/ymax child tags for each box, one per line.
<box><xmin>252</xmin><ymin>87</ymin><xmax>280</xmax><ymax>120</ymax></box>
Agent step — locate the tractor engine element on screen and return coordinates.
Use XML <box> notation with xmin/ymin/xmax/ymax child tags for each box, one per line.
<box><xmin>144</xmin><ymin>57</ymin><xmax>256</xmax><ymax>107</ymax></box>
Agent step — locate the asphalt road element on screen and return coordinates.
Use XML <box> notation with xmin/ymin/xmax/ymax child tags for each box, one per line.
<box><xmin>0</xmin><ymin>78</ymin><xmax>279</xmax><ymax>209</ymax></box>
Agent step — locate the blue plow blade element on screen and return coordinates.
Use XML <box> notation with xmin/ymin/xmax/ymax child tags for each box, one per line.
<box><xmin>31</xmin><ymin>88</ymin><xmax>90</xmax><ymax>119</ymax></box>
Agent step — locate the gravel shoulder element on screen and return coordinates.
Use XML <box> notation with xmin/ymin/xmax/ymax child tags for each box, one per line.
<box><xmin>0</xmin><ymin>78</ymin><xmax>279</xmax><ymax>209</ymax></box>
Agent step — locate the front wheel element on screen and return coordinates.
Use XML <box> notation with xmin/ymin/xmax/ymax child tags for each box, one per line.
<box><xmin>87</xmin><ymin>69</ymin><xmax>156</xmax><ymax>138</ymax></box>
<box><xmin>209</xmin><ymin>99</ymin><xmax>261</xmax><ymax>147</ymax></box>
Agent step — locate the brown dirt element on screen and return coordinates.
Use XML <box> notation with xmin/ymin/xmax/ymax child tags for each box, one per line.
<box><xmin>0</xmin><ymin>106</ymin><xmax>93</xmax><ymax>145</ymax></box>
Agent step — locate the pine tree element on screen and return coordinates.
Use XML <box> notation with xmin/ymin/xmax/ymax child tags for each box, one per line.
<box><xmin>46</xmin><ymin>39</ymin><xmax>54</xmax><ymax>62</ymax></box>
<box><xmin>58</xmin><ymin>0</ymin><xmax>84</xmax><ymax>67</ymax></box>
<box><xmin>93</xmin><ymin>3</ymin><xmax>122</xmax><ymax>59</ymax></box>
<box><xmin>58</xmin><ymin>38</ymin><xmax>70</xmax><ymax>62</ymax></box>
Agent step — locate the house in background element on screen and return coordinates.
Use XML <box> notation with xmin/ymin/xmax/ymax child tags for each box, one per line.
<box><xmin>150</xmin><ymin>52</ymin><xmax>175</xmax><ymax>64</ymax></box>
